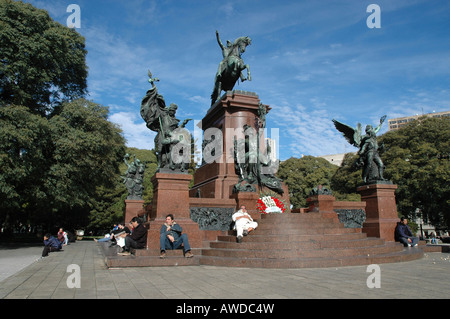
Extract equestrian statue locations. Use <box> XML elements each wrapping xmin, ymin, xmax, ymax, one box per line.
<box><xmin>211</xmin><ymin>30</ymin><xmax>252</xmax><ymax>106</ymax></box>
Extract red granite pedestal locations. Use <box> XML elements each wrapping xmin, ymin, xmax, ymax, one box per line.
<box><xmin>231</xmin><ymin>191</ymin><xmax>260</xmax><ymax>218</ymax></box>
<box><xmin>190</xmin><ymin>90</ymin><xmax>290</xmax><ymax>211</ymax></box>
<box><xmin>306</xmin><ymin>194</ymin><xmax>337</xmax><ymax>219</ymax></box>
<box><xmin>146</xmin><ymin>173</ymin><xmax>202</xmax><ymax>249</ymax></box>
<box><xmin>124</xmin><ymin>199</ymin><xmax>145</xmax><ymax>224</ymax></box>
<box><xmin>190</xmin><ymin>91</ymin><xmax>267</xmax><ymax>200</ymax></box>
<box><xmin>358</xmin><ymin>183</ymin><xmax>398</xmax><ymax>242</ymax></box>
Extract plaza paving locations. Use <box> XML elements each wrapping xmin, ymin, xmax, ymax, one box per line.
<box><xmin>0</xmin><ymin>240</ymin><xmax>449</xmax><ymax>299</ymax></box>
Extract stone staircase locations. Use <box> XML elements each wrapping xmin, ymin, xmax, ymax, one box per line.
<box><xmin>199</xmin><ymin>213</ymin><xmax>424</xmax><ymax>268</ymax></box>
<box><xmin>102</xmin><ymin>244</ymin><xmax>202</xmax><ymax>267</ymax></box>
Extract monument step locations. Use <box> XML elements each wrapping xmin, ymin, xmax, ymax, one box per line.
<box><xmin>217</xmin><ymin>232</ymin><xmax>367</xmax><ymax>243</ymax></box>
<box><xmin>105</xmin><ymin>255</ymin><xmax>200</xmax><ymax>268</ymax></box>
<box><xmin>255</xmin><ymin>221</ymin><xmax>343</xmax><ymax>230</ymax></box>
<box><xmin>199</xmin><ymin>246</ymin><xmax>424</xmax><ymax>269</ymax></box>
<box><xmin>100</xmin><ymin>243</ymin><xmax>200</xmax><ymax>267</ymax></box>
<box><xmin>260</xmin><ymin>213</ymin><xmax>337</xmax><ymax>220</ymax></box>
<box><xmin>134</xmin><ymin>248</ymin><xmax>201</xmax><ymax>257</ymax></box>
<box><xmin>201</xmin><ymin>243</ymin><xmax>403</xmax><ymax>259</ymax></box>
<box><xmin>248</xmin><ymin>226</ymin><xmax>360</xmax><ymax>236</ymax></box>
<box><xmin>209</xmin><ymin>237</ymin><xmax>386</xmax><ymax>250</ymax></box>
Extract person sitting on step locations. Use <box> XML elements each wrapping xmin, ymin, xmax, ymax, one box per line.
<box><xmin>160</xmin><ymin>214</ymin><xmax>194</xmax><ymax>258</ymax></box>
<box><xmin>118</xmin><ymin>217</ymin><xmax>147</xmax><ymax>256</ymax></box>
<box><xmin>232</xmin><ymin>205</ymin><xmax>258</xmax><ymax>243</ymax></box>
<box><xmin>395</xmin><ymin>217</ymin><xmax>419</xmax><ymax>247</ymax></box>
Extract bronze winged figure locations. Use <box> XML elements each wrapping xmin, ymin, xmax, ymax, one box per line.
<box><xmin>332</xmin><ymin>116</ymin><xmax>387</xmax><ymax>184</ymax></box>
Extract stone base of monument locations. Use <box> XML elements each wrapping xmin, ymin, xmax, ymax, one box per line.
<box><xmin>357</xmin><ymin>182</ymin><xmax>399</xmax><ymax>242</ymax></box>
<box><xmin>103</xmin><ymin>91</ymin><xmax>425</xmax><ymax>268</ymax></box>
<box><xmin>145</xmin><ymin>173</ymin><xmax>205</xmax><ymax>249</ymax></box>
<box><xmin>102</xmin><ymin>212</ymin><xmax>423</xmax><ymax>269</ymax></box>
<box><xmin>102</xmin><ymin>180</ymin><xmax>425</xmax><ymax>269</ymax></box>
<box><xmin>199</xmin><ymin>212</ymin><xmax>423</xmax><ymax>268</ymax></box>
<box><xmin>124</xmin><ymin>199</ymin><xmax>145</xmax><ymax>225</ymax></box>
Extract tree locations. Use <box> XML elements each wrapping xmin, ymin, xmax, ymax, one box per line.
<box><xmin>46</xmin><ymin>99</ymin><xmax>126</xmax><ymax>213</ymax></box>
<box><xmin>0</xmin><ymin>104</ymin><xmax>52</xmax><ymax>230</ymax></box>
<box><xmin>0</xmin><ymin>0</ymin><xmax>87</xmax><ymax>115</ymax></box>
<box><xmin>0</xmin><ymin>2</ymin><xmax>127</xmax><ymax>234</ymax></box>
<box><xmin>86</xmin><ymin>147</ymin><xmax>159</xmax><ymax>234</ymax></box>
<box><xmin>330</xmin><ymin>152</ymin><xmax>362</xmax><ymax>201</ymax></box>
<box><xmin>277</xmin><ymin>156</ymin><xmax>338</xmax><ymax>208</ymax></box>
<box><xmin>380</xmin><ymin>117</ymin><xmax>450</xmax><ymax>230</ymax></box>
<box><xmin>0</xmin><ymin>99</ymin><xmax>126</xmax><ymax>233</ymax></box>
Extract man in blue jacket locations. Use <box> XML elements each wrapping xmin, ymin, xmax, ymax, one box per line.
<box><xmin>395</xmin><ymin>217</ymin><xmax>419</xmax><ymax>247</ymax></box>
<box><xmin>160</xmin><ymin>214</ymin><xmax>193</xmax><ymax>258</ymax></box>
<box><xmin>42</xmin><ymin>233</ymin><xmax>62</xmax><ymax>257</ymax></box>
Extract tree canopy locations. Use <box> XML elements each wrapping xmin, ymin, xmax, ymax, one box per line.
<box><xmin>380</xmin><ymin>116</ymin><xmax>450</xmax><ymax>229</ymax></box>
<box><xmin>330</xmin><ymin>152</ymin><xmax>362</xmax><ymax>201</ymax></box>
<box><xmin>0</xmin><ymin>1</ymin><xmax>124</xmax><ymax>235</ymax></box>
<box><xmin>0</xmin><ymin>0</ymin><xmax>88</xmax><ymax>115</ymax></box>
<box><xmin>277</xmin><ymin>156</ymin><xmax>338</xmax><ymax>208</ymax></box>
<box><xmin>0</xmin><ymin>99</ymin><xmax>126</xmax><ymax>233</ymax></box>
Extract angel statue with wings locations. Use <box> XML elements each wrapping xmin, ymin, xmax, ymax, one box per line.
<box><xmin>332</xmin><ymin>115</ymin><xmax>387</xmax><ymax>184</ymax></box>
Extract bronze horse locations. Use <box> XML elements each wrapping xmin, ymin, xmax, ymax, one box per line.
<box><xmin>211</xmin><ymin>33</ymin><xmax>252</xmax><ymax>106</ymax></box>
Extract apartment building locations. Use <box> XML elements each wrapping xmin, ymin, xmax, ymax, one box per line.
<box><xmin>388</xmin><ymin>110</ymin><xmax>450</xmax><ymax>131</ymax></box>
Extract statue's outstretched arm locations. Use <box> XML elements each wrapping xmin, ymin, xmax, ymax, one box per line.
<box><xmin>374</xmin><ymin>115</ymin><xmax>387</xmax><ymax>134</ymax></box>
<box><xmin>216</xmin><ymin>30</ymin><xmax>224</xmax><ymax>50</ymax></box>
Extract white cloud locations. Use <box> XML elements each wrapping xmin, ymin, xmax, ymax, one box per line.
<box><xmin>109</xmin><ymin>111</ymin><xmax>156</xmax><ymax>150</ymax></box>
<box><xmin>81</xmin><ymin>26</ymin><xmax>157</xmax><ymax>100</ymax></box>
<box><xmin>270</xmin><ymin>102</ymin><xmax>352</xmax><ymax>159</ymax></box>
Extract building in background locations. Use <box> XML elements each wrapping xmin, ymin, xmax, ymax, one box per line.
<box><xmin>388</xmin><ymin>111</ymin><xmax>450</xmax><ymax>131</ymax></box>
<box><xmin>319</xmin><ymin>153</ymin><xmax>353</xmax><ymax>167</ymax></box>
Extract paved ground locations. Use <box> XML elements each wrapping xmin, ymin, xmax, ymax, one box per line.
<box><xmin>1</xmin><ymin>241</ymin><xmax>449</xmax><ymax>300</ymax></box>
<box><xmin>0</xmin><ymin>244</ymin><xmax>42</xmax><ymax>283</ymax></box>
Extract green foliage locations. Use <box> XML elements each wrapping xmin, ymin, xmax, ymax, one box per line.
<box><xmin>0</xmin><ymin>99</ymin><xmax>126</xmax><ymax>233</ymax></box>
<box><xmin>380</xmin><ymin>117</ymin><xmax>450</xmax><ymax>229</ymax></box>
<box><xmin>0</xmin><ymin>2</ymin><xmax>132</xmax><ymax>234</ymax></box>
<box><xmin>330</xmin><ymin>152</ymin><xmax>362</xmax><ymax>201</ymax></box>
<box><xmin>86</xmin><ymin>147</ymin><xmax>159</xmax><ymax>233</ymax></box>
<box><xmin>277</xmin><ymin>156</ymin><xmax>338</xmax><ymax>208</ymax></box>
<box><xmin>46</xmin><ymin>99</ymin><xmax>126</xmax><ymax>208</ymax></box>
<box><xmin>0</xmin><ymin>0</ymin><xmax>87</xmax><ymax>114</ymax></box>
<box><xmin>0</xmin><ymin>104</ymin><xmax>51</xmax><ymax>219</ymax></box>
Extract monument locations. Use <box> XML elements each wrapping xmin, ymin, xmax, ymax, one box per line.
<box><xmin>333</xmin><ymin>115</ymin><xmax>398</xmax><ymax>241</ymax></box>
<box><xmin>137</xmin><ymin>31</ymin><xmax>289</xmax><ymax>249</ymax></box>
<box><xmin>190</xmin><ymin>90</ymin><xmax>290</xmax><ymax>217</ymax></box>
<box><xmin>104</xmin><ymin>31</ymin><xmax>426</xmax><ymax>268</ymax></box>
<box><xmin>140</xmin><ymin>70</ymin><xmax>192</xmax><ymax>174</ymax></box>
<box><xmin>122</xmin><ymin>153</ymin><xmax>145</xmax><ymax>224</ymax></box>
<box><xmin>140</xmin><ymin>71</ymin><xmax>202</xmax><ymax>248</ymax></box>
<box><xmin>211</xmin><ymin>30</ymin><xmax>252</xmax><ymax>106</ymax></box>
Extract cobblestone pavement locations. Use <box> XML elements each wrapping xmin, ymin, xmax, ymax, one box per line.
<box><xmin>1</xmin><ymin>241</ymin><xmax>449</xmax><ymax>299</ymax></box>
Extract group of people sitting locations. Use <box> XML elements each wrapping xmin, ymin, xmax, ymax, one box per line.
<box><xmin>96</xmin><ymin>205</ymin><xmax>259</xmax><ymax>258</ymax></box>
<box><xmin>42</xmin><ymin>209</ymin><xmax>422</xmax><ymax>262</ymax></box>
<box><xmin>97</xmin><ymin>215</ymin><xmax>196</xmax><ymax>258</ymax></box>
<box><xmin>95</xmin><ymin>217</ymin><xmax>148</xmax><ymax>256</ymax></box>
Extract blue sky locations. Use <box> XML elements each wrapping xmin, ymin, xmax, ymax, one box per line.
<box><xmin>26</xmin><ymin>0</ymin><xmax>450</xmax><ymax>162</ymax></box>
